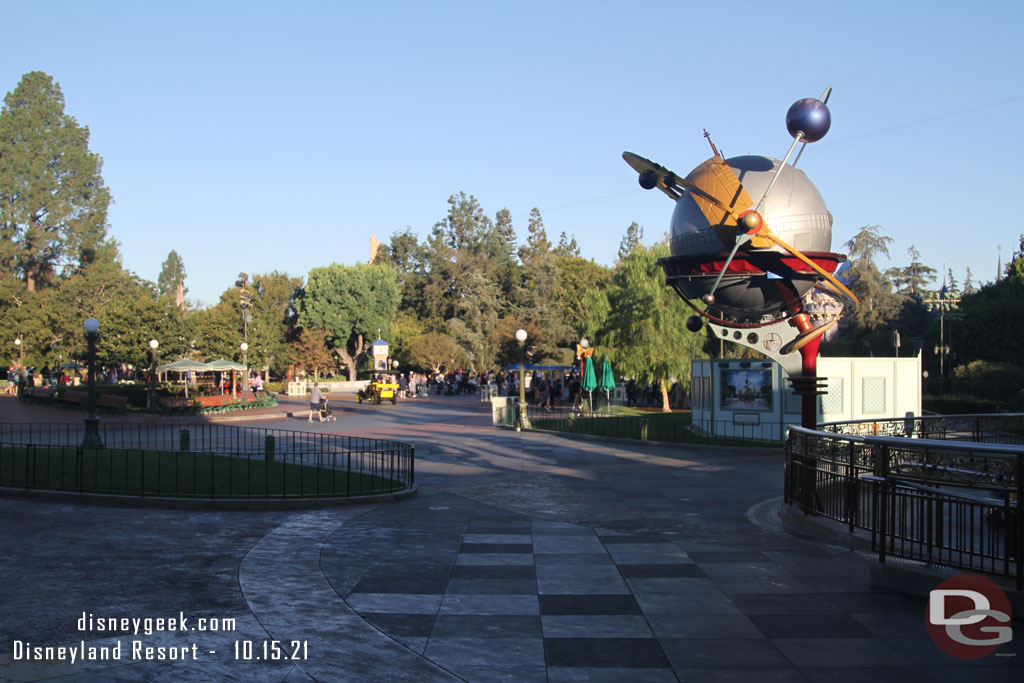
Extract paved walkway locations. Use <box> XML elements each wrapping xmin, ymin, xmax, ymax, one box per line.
<box><xmin>0</xmin><ymin>394</ymin><xmax>1021</xmax><ymax>681</ymax></box>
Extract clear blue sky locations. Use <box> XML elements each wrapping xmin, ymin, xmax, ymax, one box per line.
<box><xmin>3</xmin><ymin>1</ymin><xmax>1022</xmax><ymax>306</ymax></box>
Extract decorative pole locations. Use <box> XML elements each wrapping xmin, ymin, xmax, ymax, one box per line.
<box><xmin>82</xmin><ymin>318</ymin><xmax>103</xmax><ymax>448</ymax></box>
<box><xmin>148</xmin><ymin>339</ymin><xmax>159</xmax><ymax>410</ymax></box>
<box><xmin>516</xmin><ymin>329</ymin><xmax>528</xmax><ymax>431</ymax></box>
<box><xmin>241</xmin><ymin>342</ymin><xmax>249</xmax><ymax>396</ymax></box>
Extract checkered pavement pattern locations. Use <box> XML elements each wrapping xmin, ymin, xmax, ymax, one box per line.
<box><xmin>320</xmin><ymin>493</ymin><xmax>953</xmax><ymax>681</ymax></box>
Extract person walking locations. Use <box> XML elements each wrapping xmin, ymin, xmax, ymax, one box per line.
<box><xmin>308</xmin><ymin>382</ymin><xmax>324</xmax><ymax>423</ymax></box>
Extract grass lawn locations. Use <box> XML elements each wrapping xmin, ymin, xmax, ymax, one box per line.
<box><xmin>531</xmin><ymin>408</ymin><xmax>779</xmax><ymax>447</ymax></box>
<box><xmin>0</xmin><ymin>445</ymin><xmax>403</xmax><ymax>498</ymax></box>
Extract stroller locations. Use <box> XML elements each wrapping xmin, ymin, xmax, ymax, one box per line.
<box><xmin>319</xmin><ymin>397</ymin><xmax>337</xmax><ymax>422</ymax></box>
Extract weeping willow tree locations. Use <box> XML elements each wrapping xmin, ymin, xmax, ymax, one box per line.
<box><xmin>584</xmin><ymin>242</ymin><xmax>705</xmax><ymax>411</ymax></box>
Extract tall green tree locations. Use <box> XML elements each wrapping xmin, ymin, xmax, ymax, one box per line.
<box><xmin>297</xmin><ymin>263</ymin><xmax>400</xmax><ymax>379</ymax></box>
<box><xmin>517</xmin><ymin>208</ymin><xmax>570</xmax><ymax>356</ymax></box>
<box><xmin>887</xmin><ymin>245</ymin><xmax>936</xmax><ymax>298</ymax></box>
<box><xmin>0</xmin><ymin>71</ymin><xmax>112</xmax><ymax>291</ymax></box>
<box><xmin>842</xmin><ymin>225</ymin><xmax>901</xmax><ymax>332</ymax></box>
<box><xmin>157</xmin><ymin>250</ymin><xmax>188</xmax><ymax>302</ymax></box>
<box><xmin>246</xmin><ymin>271</ymin><xmax>302</xmax><ymax>377</ymax></box>
<box><xmin>587</xmin><ymin>243</ymin><xmax>703</xmax><ymax>411</ymax></box>
<box><xmin>955</xmin><ymin>236</ymin><xmax>1024</xmax><ymax>367</ymax></box>
<box><xmin>554</xmin><ymin>256</ymin><xmax>612</xmax><ymax>334</ymax></box>
<box><xmin>616</xmin><ymin>222</ymin><xmax>644</xmax><ymax>263</ymax></box>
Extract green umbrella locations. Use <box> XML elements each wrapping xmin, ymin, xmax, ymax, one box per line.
<box><xmin>581</xmin><ymin>356</ymin><xmax>597</xmax><ymax>412</ymax></box>
<box><xmin>600</xmin><ymin>359</ymin><xmax>615</xmax><ymax>411</ymax></box>
<box><xmin>599</xmin><ymin>360</ymin><xmax>615</xmax><ymax>391</ymax></box>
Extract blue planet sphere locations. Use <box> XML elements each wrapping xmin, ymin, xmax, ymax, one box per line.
<box><xmin>785</xmin><ymin>98</ymin><xmax>831</xmax><ymax>142</ymax></box>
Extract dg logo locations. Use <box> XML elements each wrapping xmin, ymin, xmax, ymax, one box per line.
<box><xmin>927</xmin><ymin>573</ymin><xmax>1013</xmax><ymax>659</ymax></box>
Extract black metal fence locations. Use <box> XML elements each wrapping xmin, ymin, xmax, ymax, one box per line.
<box><xmin>786</xmin><ymin>419</ymin><xmax>1023</xmax><ymax>589</ymax></box>
<box><xmin>513</xmin><ymin>406</ymin><xmax>783</xmax><ymax>446</ymax></box>
<box><xmin>0</xmin><ymin>423</ymin><xmax>415</xmax><ymax>500</ymax></box>
<box><xmin>820</xmin><ymin>413</ymin><xmax>1024</xmax><ymax>444</ymax></box>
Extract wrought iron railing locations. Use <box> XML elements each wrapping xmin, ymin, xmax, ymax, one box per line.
<box><xmin>0</xmin><ymin>423</ymin><xmax>414</xmax><ymax>500</ymax></box>
<box><xmin>520</xmin><ymin>406</ymin><xmax>784</xmax><ymax>445</ymax></box>
<box><xmin>786</xmin><ymin>421</ymin><xmax>1023</xmax><ymax>589</ymax></box>
<box><xmin>819</xmin><ymin>413</ymin><xmax>1024</xmax><ymax>444</ymax></box>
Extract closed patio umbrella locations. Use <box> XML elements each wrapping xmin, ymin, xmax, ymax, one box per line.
<box><xmin>581</xmin><ymin>356</ymin><xmax>597</xmax><ymax>412</ymax></box>
<box><xmin>600</xmin><ymin>359</ymin><xmax>615</xmax><ymax>411</ymax></box>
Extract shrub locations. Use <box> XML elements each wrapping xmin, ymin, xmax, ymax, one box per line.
<box><xmin>924</xmin><ymin>395</ymin><xmax>1005</xmax><ymax>415</ymax></box>
<box><xmin>952</xmin><ymin>360</ymin><xmax>1024</xmax><ymax>402</ymax></box>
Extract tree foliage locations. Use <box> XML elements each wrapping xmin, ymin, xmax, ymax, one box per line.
<box><xmin>407</xmin><ymin>332</ymin><xmax>466</xmax><ymax>374</ymax></box>
<box><xmin>586</xmin><ymin>243</ymin><xmax>702</xmax><ymax>411</ymax></box>
<box><xmin>842</xmin><ymin>225</ymin><xmax>902</xmax><ymax>332</ymax></box>
<box><xmin>0</xmin><ymin>71</ymin><xmax>112</xmax><ymax>291</ymax></box>
<box><xmin>157</xmin><ymin>250</ymin><xmax>188</xmax><ymax>302</ymax></box>
<box><xmin>297</xmin><ymin>263</ymin><xmax>399</xmax><ymax>380</ymax></box>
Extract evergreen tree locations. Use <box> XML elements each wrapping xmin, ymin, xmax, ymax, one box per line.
<box><xmin>0</xmin><ymin>72</ymin><xmax>112</xmax><ymax>291</ymax></box>
<box><xmin>554</xmin><ymin>232</ymin><xmax>580</xmax><ymax>258</ymax></box>
<box><xmin>157</xmin><ymin>250</ymin><xmax>188</xmax><ymax>302</ymax></box>
<box><xmin>842</xmin><ymin>225</ymin><xmax>901</xmax><ymax>331</ymax></box>
<box><xmin>617</xmin><ymin>222</ymin><xmax>644</xmax><ymax>263</ymax></box>
<box><xmin>887</xmin><ymin>245</ymin><xmax>936</xmax><ymax>298</ymax></box>
<box><xmin>963</xmin><ymin>267</ymin><xmax>976</xmax><ymax>295</ymax></box>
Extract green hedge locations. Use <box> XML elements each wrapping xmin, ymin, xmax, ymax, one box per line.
<box><xmin>923</xmin><ymin>395</ymin><xmax>1006</xmax><ymax>415</ymax></box>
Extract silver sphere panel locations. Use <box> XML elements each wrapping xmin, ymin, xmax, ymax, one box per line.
<box><xmin>669</xmin><ymin>155</ymin><xmax>832</xmax><ymax>260</ymax></box>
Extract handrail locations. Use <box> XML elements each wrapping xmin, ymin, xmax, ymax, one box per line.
<box><xmin>786</xmin><ymin>418</ymin><xmax>1023</xmax><ymax>589</ymax></box>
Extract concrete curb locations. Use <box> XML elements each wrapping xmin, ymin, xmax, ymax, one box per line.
<box><xmin>0</xmin><ymin>484</ymin><xmax>418</xmax><ymax>510</ymax></box>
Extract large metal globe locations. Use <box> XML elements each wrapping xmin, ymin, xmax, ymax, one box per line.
<box><xmin>664</xmin><ymin>155</ymin><xmax>835</xmax><ymax>319</ymax></box>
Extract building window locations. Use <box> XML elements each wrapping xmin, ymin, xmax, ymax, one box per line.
<box><xmin>862</xmin><ymin>377</ymin><xmax>886</xmax><ymax>414</ymax></box>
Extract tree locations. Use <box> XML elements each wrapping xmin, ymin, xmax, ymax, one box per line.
<box><xmin>955</xmin><ymin>240</ymin><xmax>1024</xmax><ymax>368</ymax></box>
<box><xmin>842</xmin><ymin>225</ymin><xmax>902</xmax><ymax>332</ymax></box>
<box><xmin>554</xmin><ymin>232</ymin><xmax>580</xmax><ymax>258</ymax></box>
<box><xmin>517</xmin><ymin>208</ymin><xmax>570</xmax><ymax>356</ymax></box>
<box><xmin>887</xmin><ymin>245</ymin><xmax>936</xmax><ymax>298</ymax></box>
<box><xmin>157</xmin><ymin>250</ymin><xmax>188</xmax><ymax>303</ymax></box>
<box><xmin>407</xmin><ymin>332</ymin><xmax>466</xmax><ymax>374</ymax></box>
<box><xmin>588</xmin><ymin>243</ymin><xmax>703</xmax><ymax>411</ymax></box>
<box><xmin>554</xmin><ymin>256</ymin><xmax>612</xmax><ymax>333</ymax></box>
<box><xmin>0</xmin><ymin>72</ymin><xmax>112</xmax><ymax>291</ymax></box>
<box><xmin>297</xmin><ymin>263</ymin><xmax>400</xmax><ymax>380</ymax></box>
<box><xmin>617</xmin><ymin>222</ymin><xmax>644</xmax><ymax>263</ymax></box>
<box><xmin>246</xmin><ymin>271</ymin><xmax>302</xmax><ymax>377</ymax></box>
<box><xmin>293</xmin><ymin>328</ymin><xmax>334</xmax><ymax>379</ymax></box>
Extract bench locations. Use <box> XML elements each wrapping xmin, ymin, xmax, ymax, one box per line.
<box><xmin>195</xmin><ymin>394</ymin><xmax>237</xmax><ymax>414</ymax></box>
<box><xmin>57</xmin><ymin>390</ymin><xmax>88</xmax><ymax>407</ymax></box>
<box><xmin>96</xmin><ymin>394</ymin><xmax>129</xmax><ymax>413</ymax></box>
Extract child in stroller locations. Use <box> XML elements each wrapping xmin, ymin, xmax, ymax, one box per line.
<box><xmin>319</xmin><ymin>397</ymin><xmax>337</xmax><ymax>422</ymax></box>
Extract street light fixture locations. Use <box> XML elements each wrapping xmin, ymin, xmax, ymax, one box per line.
<box><xmin>82</xmin><ymin>318</ymin><xmax>103</xmax><ymax>448</ymax></box>
<box><xmin>148</xmin><ymin>339</ymin><xmax>159</xmax><ymax>410</ymax></box>
<box><xmin>515</xmin><ymin>329</ymin><xmax>528</xmax><ymax>431</ymax></box>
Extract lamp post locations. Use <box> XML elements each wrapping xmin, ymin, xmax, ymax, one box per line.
<box><xmin>515</xmin><ymin>329</ymin><xmax>528</xmax><ymax>431</ymax></box>
<box><xmin>82</xmin><ymin>318</ymin><xmax>103</xmax><ymax>448</ymax></box>
<box><xmin>148</xmin><ymin>339</ymin><xmax>159</xmax><ymax>410</ymax></box>
<box><xmin>240</xmin><ymin>342</ymin><xmax>249</xmax><ymax>397</ymax></box>
<box><xmin>13</xmin><ymin>337</ymin><xmax>22</xmax><ymax>396</ymax></box>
